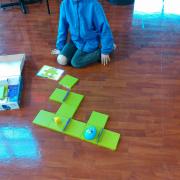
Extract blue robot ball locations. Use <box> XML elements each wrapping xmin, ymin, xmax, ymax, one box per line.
<box><xmin>84</xmin><ymin>126</ymin><xmax>97</xmax><ymax>140</ymax></box>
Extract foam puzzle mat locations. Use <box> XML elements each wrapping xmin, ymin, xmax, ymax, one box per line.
<box><xmin>33</xmin><ymin>75</ymin><xmax>120</xmax><ymax>150</ymax></box>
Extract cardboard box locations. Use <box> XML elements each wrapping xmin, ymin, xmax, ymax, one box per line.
<box><xmin>0</xmin><ymin>54</ymin><xmax>25</xmax><ymax>111</ymax></box>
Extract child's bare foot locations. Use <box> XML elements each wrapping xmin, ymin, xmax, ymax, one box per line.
<box><xmin>51</xmin><ymin>49</ymin><xmax>61</xmax><ymax>55</ymax></box>
<box><xmin>57</xmin><ymin>54</ymin><xmax>68</xmax><ymax>65</ymax></box>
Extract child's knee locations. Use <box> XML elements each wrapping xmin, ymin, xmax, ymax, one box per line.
<box><xmin>71</xmin><ymin>58</ymin><xmax>82</xmax><ymax>68</ymax></box>
<box><xmin>57</xmin><ymin>54</ymin><xmax>68</xmax><ymax>65</ymax></box>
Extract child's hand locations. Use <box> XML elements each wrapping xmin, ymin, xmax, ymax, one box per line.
<box><xmin>101</xmin><ymin>54</ymin><xmax>110</xmax><ymax>66</ymax></box>
<box><xmin>51</xmin><ymin>49</ymin><xmax>61</xmax><ymax>55</ymax></box>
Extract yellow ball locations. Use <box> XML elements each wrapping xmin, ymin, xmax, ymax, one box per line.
<box><xmin>54</xmin><ymin>117</ymin><xmax>61</xmax><ymax>124</ymax></box>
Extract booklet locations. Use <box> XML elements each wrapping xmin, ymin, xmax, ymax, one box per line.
<box><xmin>37</xmin><ymin>65</ymin><xmax>64</xmax><ymax>81</ymax></box>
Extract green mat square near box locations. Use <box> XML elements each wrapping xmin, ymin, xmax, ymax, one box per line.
<box><xmin>33</xmin><ymin>110</ymin><xmax>55</xmax><ymax>128</ymax></box>
<box><xmin>59</xmin><ymin>75</ymin><xmax>79</xmax><ymax>89</ymax></box>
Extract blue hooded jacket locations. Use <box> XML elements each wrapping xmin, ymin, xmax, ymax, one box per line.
<box><xmin>56</xmin><ymin>0</ymin><xmax>114</xmax><ymax>54</ymax></box>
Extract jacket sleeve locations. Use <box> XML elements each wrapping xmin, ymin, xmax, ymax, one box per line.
<box><xmin>56</xmin><ymin>2</ymin><xmax>69</xmax><ymax>51</ymax></box>
<box><xmin>93</xmin><ymin>2</ymin><xmax>114</xmax><ymax>55</ymax></box>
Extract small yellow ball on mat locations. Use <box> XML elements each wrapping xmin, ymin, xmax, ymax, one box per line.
<box><xmin>54</xmin><ymin>117</ymin><xmax>61</xmax><ymax>124</ymax></box>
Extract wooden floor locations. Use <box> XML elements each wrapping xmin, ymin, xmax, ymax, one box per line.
<box><xmin>0</xmin><ymin>0</ymin><xmax>180</xmax><ymax>179</ymax></box>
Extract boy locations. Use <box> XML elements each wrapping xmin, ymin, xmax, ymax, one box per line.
<box><xmin>52</xmin><ymin>0</ymin><xmax>115</xmax><ymax>68</ymax></box>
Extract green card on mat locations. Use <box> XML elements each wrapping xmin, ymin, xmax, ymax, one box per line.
<box><xmin>87</xmin><ymin>111</ymin><xmax>109</xmax><ymax>128</ymax></box>
<box><xmin>59</xmin><ymin>75</ymin><xmax>79</xmax><ymax>89</ymax></box>
<box><xmin>0</xmin><ymin>86</ymin><xmax>5</xmax><ymax>100</ymax></box>
<box><xmin>98</xmin><ymin>129</ymin><xmax>120</xmax><ymax>151</ymax></box>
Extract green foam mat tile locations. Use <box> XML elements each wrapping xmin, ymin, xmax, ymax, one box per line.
<box><xmin>97</xmin><ymin>129</ymin><xmax>120</xmax><ymax>151</ymax></box>
<box><xmin>59</xmin><ymin>75</ymin><xmax>79</xmax><ymax>89</ymax></box>
<box><xmin>56</xmin><ymin>103</ymin><xmax>78</xmax><ymax>118</ymax></box>
<box><xmin>33</xmin><ymin>110</ymin><xmax>55</xmax><ymax>128</ymax></box>
<box><xmin>64</xmin><ymin>119</ymin><xmax>86</xmax><ymax>138</ymax></box>
<box><xmin>33</xmin><ymin>110</ymin><xmax>120</xmax><ymax>150</ymax></box>
<box><xmin>48</xmin><ymin>116</ymin><xmax>70</xmax><ymax>132</ymax></box>
<box><xmin>64</xmin><ymin>92</ymin><xmax>84</xmax><ymax>107</ymax></box>
<box><xmin>50</xmin><ymin>88</ymin><xmax>84</xmax><ymax>108</ymax></box>
<box><xmin>49</xmin><ymin>88</ymin><xmax>67</xmax><ymax>103</ymax></box>
<box><xmin>87</xmin><ymin>111</ymin><xmax>109</xmax><ymax>128</ymax></box>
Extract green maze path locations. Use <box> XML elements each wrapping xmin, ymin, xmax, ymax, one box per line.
<box><xmin>33</xmin><ymin>75</ymin><xmax>120</xmax><ymax>150</ymax></box>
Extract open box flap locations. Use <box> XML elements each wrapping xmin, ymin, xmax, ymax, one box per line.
<box><xmin>0</xmin><ymin>54</ymin><xmax>25</xmax><ymax>78</ymax></box>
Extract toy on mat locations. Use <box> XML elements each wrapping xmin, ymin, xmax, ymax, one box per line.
<box><xmin>54</xmin><ymin>117</ymin><xmax>61</xmax><ymax>124</ymax></box>
<box><xmin>84</xmin><ymin>126</ymin><xmax>97</xmax><ymax>140</ymax></box>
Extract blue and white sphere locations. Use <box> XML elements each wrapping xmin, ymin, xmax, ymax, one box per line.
<box><xmin>84</xmin><ymin>126</ymin><xmax>97</xmax><ymax>140</ymax></box>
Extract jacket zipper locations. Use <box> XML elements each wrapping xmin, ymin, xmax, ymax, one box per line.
<box><xmin>77</xmin><ymin>2</ymin><xmax>85</xmax><ymax>51</ymax></box>
<box><xmin>77</xmin><ymin>2</ymin><xmax>80</xmax><ymax>39</ymax></box>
